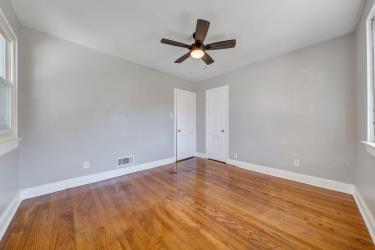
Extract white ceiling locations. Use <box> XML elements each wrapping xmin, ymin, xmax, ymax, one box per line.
<box><xmin>12</xmin><ymin>0</ymin><xmax>364</xmax><ymax>82</ymax></box>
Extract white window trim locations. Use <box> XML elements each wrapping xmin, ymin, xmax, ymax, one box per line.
<box><xmin>0</xmin><ymin>137</ymin><xmax>21</xmax><ymax>156</ymax></box>
<box><xmin>0</xmin><ymin>7</ymin><xmax>19</xmax><ymax>157</ymax></box>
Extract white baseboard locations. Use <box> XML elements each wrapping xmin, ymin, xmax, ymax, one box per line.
<box><xmin>353</xmin><ymin>187</ymin><xmax>375</xmax><ymax>243</ymax></box>
<box><xmin>195</xmin><ymin>152</ymin><xmax>207</xmax><ymax>158</ymax></box>
<box><xmin>230</xmin><ymin>158</ymin><xmax>375</xmax><ymax>243</ymax></box>
<box><xmin>227</xmin><ymin>159</ymin><xmax>354</xmax><ymax>194</ymax></box>
<box><xmin>3</xmin><ymin>157</ymin><xmax>374</xmax><ymax>245</ymax></box>
<box><xmin>21</xmin><ymin>157</ymin><xmax>175</xmax><ymax>200</ymax></box>
<box><xmin>0</xmin><ymin>192</ymin><xmax>21</xmax><ymax>241</ymax></box>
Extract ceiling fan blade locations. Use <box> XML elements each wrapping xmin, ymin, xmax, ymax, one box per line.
<box><xmin>202</xmin><ymin>52</ymin><xmax>214</xmax><ymax>65</ymax></box>
<box><xmin>175</xmin><ymin>52</ymin><xmax>191</xmax><ymax>63</ymax></box>
<box><xmin>195</xmin><ymin>19</ymin><xmax>210</xmax><ymax>42</ymax></box>
<box><xmin>161</xmin><ymin>38</ymin><xmax>190</xmax><ymax>49</ymax></box>
<box><xmin>205</xmin><ymin>39</ymin><xmax>236</xmax><ymax>50</ymax></box>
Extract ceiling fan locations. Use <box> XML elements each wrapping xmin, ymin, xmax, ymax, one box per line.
<box><xmin>161</xmin><ymin>19</ymin><xmax>236</xmax><ymax>65</ymax></box>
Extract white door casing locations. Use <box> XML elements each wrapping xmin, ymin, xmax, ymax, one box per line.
<box><xmin>175</xmin><ymin>89</ymin><xmax>196</xmax><ymax>161</ymax></box>
<box><xmin>206</xmin><ymin>86</ymin><xmax>228</xmax><ymax>162</ymax></box>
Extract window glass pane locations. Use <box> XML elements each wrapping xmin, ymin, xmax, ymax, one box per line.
<box><xmin>371</xmin><ymin>20</ymin><xmax>375</xmax><ymax>142</ymax></box>
<box><xmin>0</xmin><ymin>33</ymin><xmax>5</xmax><ymax>79</ymax></box>
<box><xmin>0</xmin><ymin>82</ymin><xmax>10</xmax><ymax>131</ymax></box>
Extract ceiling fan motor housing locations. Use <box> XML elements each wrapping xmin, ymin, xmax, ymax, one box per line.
<box><xmin>191</xmin><ymin>42</ymin><xmax>204</xmax><ymax>51</ymax></box>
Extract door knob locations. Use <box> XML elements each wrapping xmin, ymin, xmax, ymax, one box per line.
<box><xmin>178</xmin><ymin>129</ymin><xmax>181</xmax><ymax>132</ymax></box>
<box><xmin>221</xmin><ymin>129</ymin><xmax>225</xmax><ymax>133</ymax></box>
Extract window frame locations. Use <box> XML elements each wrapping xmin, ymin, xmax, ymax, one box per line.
<box><xmin>0</xmin><ymin>7</ymin><xmax>18</xmax><ymax>155</ymax></box>
<box><xmin>368</xmin><ymin>18</ymin><xmax>375</xmax><ymax>143</ymax></box>
<box><xmin>364</xmin><ymin>7</ymin><xmax>375</xmax><ymax>157</ymax></box>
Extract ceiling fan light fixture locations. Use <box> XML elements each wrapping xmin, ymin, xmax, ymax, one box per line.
<box><xmin>190</xmin><ymin>48</ymin><xmax>205</xmax><ymax>59</ymax></box>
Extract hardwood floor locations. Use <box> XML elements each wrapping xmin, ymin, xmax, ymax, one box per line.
<box><xmin>0</xmin><ymin>158</ymin><xmax>373</xmax><ymax>249</ymax></box>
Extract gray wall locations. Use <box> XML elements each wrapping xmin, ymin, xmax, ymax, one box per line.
<box><xmin>0</xmin><ymin>0</ymin><xmax>20</xmax><ymax>219</ymax></box>
<box><xmin>19</xmin><ymin>28</ymin><xmax>194</xmax><ymax>188</ymax></box>
<box><xmin>0</xmin><ymin>0</ymin><xmax>19</xmax><ymax>32</ymax></box>
<box><xmin>197</xmin><ymin>34</ymin><xmax>356</xmax><ymax>183</ymax></box>
<box><xmin>0</xmin><ymin>149</ymin><xmax>19</xmax><ymax>214</ymax></box>
<box><xmin>354</xmin><ymin>0</ymin><xmax>375</xmax><ymax>219</ymax></box>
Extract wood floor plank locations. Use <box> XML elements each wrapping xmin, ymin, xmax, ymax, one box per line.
<box><xmin>1</xmin><ymin>158</ymin><xmax>373</xmax><ymax>249</ymax></box>
<box><xmin>177</xmin><ymin>162</ymin><xmax>370</xmax><ymax>243</ymax></box>
<box><xmin>48</xmin><ymin>189</ymin><xmax>77</xmax><ymax>249</ymax></box>
<box><xmin>72</xmin><ymin>187</ymin><xmax>96</xmax><ymax>250</ymax></box>
<box><xmin>0</xmin><ymin>199</ymin><xmax>43</xmax><ymax>249</ymax></box>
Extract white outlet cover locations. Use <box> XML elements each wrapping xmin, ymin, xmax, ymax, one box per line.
<box><xmin>293</xmin><ymin>159</ymin><xmax>300</xmax><ymax>167</ymax></box>
<box><xmin>83</xmin><ymin>161</ymin><xmax>90</xmax><ymax>169</ymax></box>
<box><xmin>234</xmin><ymin>153</ymin><xmax>238</xmax><ymax>159</ymax></box>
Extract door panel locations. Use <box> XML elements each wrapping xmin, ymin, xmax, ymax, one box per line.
<box><xmin>176</xmin><ymin>89</ymin><xmax>196</xmax><ymax>161</ymax></box>
<box><xmin>206</xmin><ymin>87</ymin><xmax>227</xmax><ymax>162</ymax></box>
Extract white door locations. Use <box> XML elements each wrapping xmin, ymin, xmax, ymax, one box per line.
<box><xmin>206</xmin><ymin>86</ymin><xmax>228</xmax><ymax>162</ymax></box>
<box><xmin>175</xmin><ymin>89</ymin><xmax>196</xmax><ymax>161</ymax></box>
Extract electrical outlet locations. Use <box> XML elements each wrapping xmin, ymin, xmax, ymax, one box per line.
<box><xmin>83</xmin><ymin>161</ymin><xmax>90</xmax><ymax>169</ymax></box>
<box><xmin>169</xmin><ymin>113</ymin><xmax>174</xmax><ymax>118</ymax></box>
<box><xmin>233</xmin><ymin>153</ymin><xmax>238</xmax><ymax>159</ymax></box>
<box><xmin>293</xmin><ymin>159</ymin><xmax>300</xmax><ymax>167</ymax></box>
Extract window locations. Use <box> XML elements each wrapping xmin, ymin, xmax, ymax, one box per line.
<box><xmin>0</xmin><ymin>9</ymin><xmax>17</xmax><ymax>145</ymax></box>
<box><xmin>369</xmin><ymin>18</ymin><xmax>375</xmax><ymax>144</ymax></box>
<box><xmin>364</xmin><ymin>10</ymin><xmax>375</xmax><ymax>157</ymax></box>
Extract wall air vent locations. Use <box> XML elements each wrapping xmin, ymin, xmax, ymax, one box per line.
<box><xmin>117</xmin><ymin>156</ymin><xmax>134</xmax><ymax>167</ymax></box>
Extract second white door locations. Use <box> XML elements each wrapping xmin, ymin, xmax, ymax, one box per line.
<box><xmin>176</xmin><ymin>89</ymin><xmax>196</xmax><ymax>161</ymax></box>
<box><xmin>206</xmin><ymin>86</ymin><xmax>228</xmax><ymax>162</ymax></box>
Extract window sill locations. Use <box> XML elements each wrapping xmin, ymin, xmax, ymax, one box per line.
<box><xmin>0</xmin><ymin>138</ymin><xmax>21</xmax><ymax>157</ymax></box>
<box><xmin>361</xmin><ymin>141</ymin><xmax>375</xmax><ymax>158</ymax></box>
